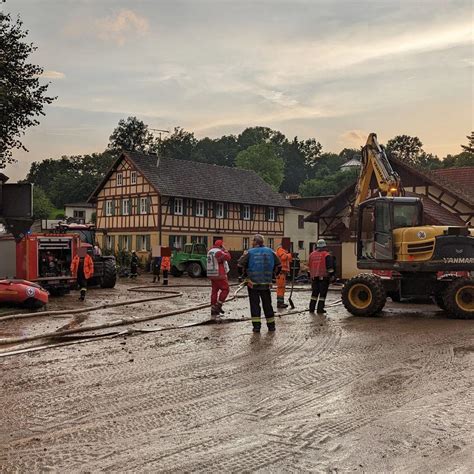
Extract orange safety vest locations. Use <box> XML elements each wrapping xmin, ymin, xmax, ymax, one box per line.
<box><xmin>309</xmin><ymin>250</ymin><xmax>330</xmax><ymax>278</ymax></box>
<box><xmin>276</xmin><ymin>246</ymin><xmax>292</xmax><ymax>272</ymax></box>
<box><xmin>70</xmin><ymin>254</ymin><xmax>95</xmax><ymax>280</ymax></box>
<box><xmin>161</xmin><ymin>256</ymin><xmax>171</xmax><ymax>271</ymax></box>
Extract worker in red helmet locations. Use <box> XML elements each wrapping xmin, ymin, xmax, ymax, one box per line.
<box><xmin>71</xmin><ymin>248</ymin><xmax>94</xmax><ymax>301</ymax></box>
<box><xmin>308</xmin><ymin>239</ymin><xmax>336</xmax><ymax>314</ymax></box>
<box><xmin>206</xmin><ymin>239</ymin><xmax>231</xmax><ymax>321</ymax></box>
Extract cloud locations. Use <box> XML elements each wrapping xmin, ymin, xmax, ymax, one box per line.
<box><xmin>41</xmin><ymin>70</ymin><xmax>65</xmax><ymax>79</ymax></box>
<box><xmin>340</xmin><ymin>130</ymin><xmax>370</xmax><ymax>148</ymax></box>
<box><xmin>96</xmin><ymin>9</ymin><xmax>149</xmax><ymax>45</ymax></box>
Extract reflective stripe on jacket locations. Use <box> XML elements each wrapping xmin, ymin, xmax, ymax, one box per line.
<box><xmin>276</xmin><ymin>246</ymin><xmax>292</xmax><ymax>272</ymax></box>
<box><xmin>247</xmin><ymin>246</ymin><xmax>275</xmax><ymax>285</ymax></box>
<box><xmin>309</xmin><ymin>250</ymin><xmax>330</xmax><ymax>278</ymax></box>
<box><xmin>207</xmin><ymin>247</ymin><xmax>230</xmax><ymax>280</ymax></box>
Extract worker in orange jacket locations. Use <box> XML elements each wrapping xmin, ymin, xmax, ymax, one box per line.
<box><xmin>276</xmin><ymin>243</ymin><xmax>293</xmax><ymax>308</ymax></box>
<box><xmin>161</xmin><ymin>255</ymin><xmax>171</xmax><ymax>285</ymax></box>
<box><xmin>71</xmin><ymin>249</ymin><xmax>94</xmax><ymax>301</ymax></box>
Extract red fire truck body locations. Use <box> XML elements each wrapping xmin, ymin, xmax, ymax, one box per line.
<box><xmin>16</xmin><ymin>233</ymin><xmax>81</xmax><ymax>294</ymax></box>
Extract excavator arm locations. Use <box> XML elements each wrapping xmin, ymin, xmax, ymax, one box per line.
<box><xmin>354</xmin><ymin>133</ymin><xmax>402</xmax><ymax>207</ymax></box>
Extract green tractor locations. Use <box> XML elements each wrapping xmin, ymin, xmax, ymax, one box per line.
<box><xmin>171</xmin><ymin>242</ymin><xmax>208</xmax><ymax>278</ymax></box>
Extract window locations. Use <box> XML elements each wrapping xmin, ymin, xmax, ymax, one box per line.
<box><xmin>191</xmin><ymin>235</ymin><xmax>208</xmax><ymax>246</ymax></box>
<box><xmin>268</xmin><ymin>237</ymin><xmax>274</xmax><ymax>249</ymax></box>
<box><xmin>243</xmin><ymin>237</ymin><xmax>250</xmax><ymax>250</ymax></box>
<box><xmin>136</xmin><ymin>235</ymin><xmax>151</xmax><ymax>252</ymax></box>
<box><xmin>298</xmin><ymin>240</ymin><xmax>304</xmax><ymax>250</ymax></box>
<box><xmin>196</xmin><ymin>200</ymin><xmax>204</xmax><ymax>217</ymax></box>
<box><xmin>139</xmin><ymin>197</ymin><xmax>149</xmax><ymax>215</ymax></box>
<box><xmin>122</xmin><ymin>199</ymin><xmax>130</xmax><ymax>215</ymax></box>
<box><xmin>298</xmin><ymin>215</ymin><xmax>305</xmax><ymax>229</ymax></box>
<box><xmin>105</xmin><ymin>235</ymin><xmax>115</xmax><ymax>251</ymax></box>
<box><xmin>119</xmin><ymin>235</ymin><xmax>132</xmax><ymax>251</ymax></box>
<box><xmin>174</xmin><ymin>197</ymin><xmax>183</xmax><ymax>215</ymax></box>
<box><xmin>268</xmin><ymin>207</ymin><xmax>275</xmax><ymax>222</ymax></box>
<box><xmin>116</xmin><ymin>173</ymin><xmax>123</xmax><ymax>186</ymax></box>
<box><xmin>215</xmin><ymin>202</ymin><xmax>224</xmax><ymax>219</ymax></box>
<box><xmin>131</xmin><ymin>171</ymin><xmax>137</xmax><ymax>185</ymax></box>
<box><xmin>73</xmin><ymin>210</ymin><xmax>85</xmax><ymax>219</ymax></box>
<box><xmin>105</xmin><ymin>200</ymin><xmax>113</xmax><ymax>216</ymax></box>
<box><xmin>170</xmin><ymin>235</ymin><xmax>185</xmax><ymax>250</ymax></box>
<box><xmin>242</xmin><ymin>205</ymin><xmax>251</xmax><ymax>220</ymax></box>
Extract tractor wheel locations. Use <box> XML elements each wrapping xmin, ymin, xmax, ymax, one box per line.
<box><xmin>443</xmin><ymin>278</ymin><xmax>474</xmax><ymax>319</ymax></box>
<box><xmin>187</xmin><ymin>262</ymin><xmax>203</xmax><ymax>278</ymax></box>
<box><xmin>100</xmin><ymin>259</ymin><xmax>117</xmax><ymax>288</ymax></box>
<box><xmin>342</xmin><ymin>273</ymin><xmax>386</xmax><ymax>317</ymax></box>
<box><xmin>434</xmin><ymin>294</ymin><xmax>446</xmax><ymax>310</ymax></box>
<box><xmin>171</xmin><ymin>266</ymin><xmax>183</xmax><ymax>277</ymax></box>
<box><xmin>434</xmin><ymin>274</ymin><xmax>458</xmax><ymax>310</ymax></box>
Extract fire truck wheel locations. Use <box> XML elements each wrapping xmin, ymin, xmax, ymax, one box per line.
<box><xmin>342</xmin><ymin>273</ymin><xmax>386</xmax><ymax>317</ymax></box>
<box><xmin>100</xmin><ymin>259</ymin><xmax>117</xmax><ymax>288</ymax></box>
<box><xmin>444</xmin><ymin>278</ymin><xmax>474</xmax><ymax>319</ymax></box>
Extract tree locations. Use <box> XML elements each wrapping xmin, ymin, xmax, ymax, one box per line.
<box><xmin>26</xmin><ymin>151</ymin><xmax>115</xmax><ymax>208</ymax></box>
<box><xmin>0</xmin><ymin>11</ymin><xmax>55</xmax><ymax>167</ymax></box>
<box><xmin>108</xmin><ymin>116</ymin><xmax>155</xmax><ymax>154</ymax></box>
<box><xmin>385</xmin><ymin>135</ymin><xmax>424</xmax><ymax>164</ymax></box>
<box><xmin>460</xmin><ymin>131</ymin><xmax>474</xmax><ymax>154</ymax></box>
<box><xmin>32</xmin><ymin>186</ymin><xmax>53</xmax><ymax>219</ymax></box>
<box><xmin>299</xmin><ymin>168</ymin><xmax>359</xmax><ymax>197</ymax></box>
<box><xmin>235</xmin><ymin>143</ymin><xmax>284</xmax><ymax>191</ymax></box>
<box><xmin>158</xmin><ymin>127</ymin><xmax>198</xmax><ymax>161</ymax></box>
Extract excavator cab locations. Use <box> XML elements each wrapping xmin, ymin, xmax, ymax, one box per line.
<box><xmin>357</xmin><ymin>197</ymin><xmax>423</xmax><ymax>262</ymax></box>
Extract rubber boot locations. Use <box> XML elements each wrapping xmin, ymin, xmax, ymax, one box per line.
<box><xmin>309</xmin><ymin>298</ymin><xmax>317</xmax><ymax>313</ymax></box>
<box><xmin>211</xmin><ymin>305</ymin><xmax>221</xmax><ymax>322</ymax></box>
<box><xmin>277</xmin><ymin>302</ymin><xmax>288</xmax><ymax>309</ymax></box>
<box><xmin>217</xmin><ymin>301</ymin><xmax>225</xmax><ymax>315</ymax></box>
<box><xmin>316</xmin><ymin>301</ymin><xmax>327</xmax><ymax>314</ymax></box>
<box><xmin>267</xmin><ymin>323</ymin><xmax>276</xmax><ymax>332</ymax></box>
<box><xmin>79</xmin><ymin>289</ymin><xmax>86</xmax><ymax>301</ymax></box>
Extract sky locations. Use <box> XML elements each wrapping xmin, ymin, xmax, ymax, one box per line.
<box><xmin>3</xmin><ymin>0</ymin><xmax>473</xmax><ymax>181</ymax></box>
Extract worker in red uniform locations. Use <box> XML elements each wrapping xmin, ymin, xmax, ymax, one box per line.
<box><xmin>308</xmin><ymin>239</ymin><xmax>336</xmax><ymax>314</ymax></box>
<box><xmin>71</xmin><ymin>248</ymin><xmax>94</xmax><ymax>301</ymax></box>
<box><xmin>206</xmin><ymin>239</ymin><xmax>231</xmax><ymax>320</ymax></box>
<box><xmin>161</xmin><ymin>254</ymin><xmax>171</xmax><ymax>285</ymax></box>
<box><xmin>276</xmin><ymin>243</ymin><xmax>293</xmax><ymax>308</ymax></box>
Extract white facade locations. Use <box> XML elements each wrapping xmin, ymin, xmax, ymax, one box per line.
<box><xmin>64</xmin><ymin>203</ymin><xmax>95</xmax><ymax>223</ymax></box>
<box><xmin>283</xmin><ymin>207</ymin><xmax>318</xmax><ymax>262</ymax></box>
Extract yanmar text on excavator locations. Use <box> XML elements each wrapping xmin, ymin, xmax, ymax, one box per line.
<box><xmin>341</xmin><ymin>133</ymin><xmax>473</xmax><ymax>319</ymax></box>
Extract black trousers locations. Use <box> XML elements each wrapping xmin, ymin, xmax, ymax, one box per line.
<box><xmin>248</xmin><ymin>287</ymin><xmax>275</xmax><ymax>328</ymax></box>
<box><xmin>162</xmin><ymin>269</ymin><xmax>169</xmax><ymax>285</ymax></box>
<box><xmin>309</xmin><ymin>278</ymin><xmax>330</xmax><ymax>312</ymax></box>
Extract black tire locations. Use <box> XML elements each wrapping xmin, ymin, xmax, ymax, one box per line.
<box><xmin>100</xmin><ymin>259</ymin><xmax>117</xmax><ymax>288</ymax></box>
<box><xmin>342</xmin><ymin>273</ymin><xmax>386</xmax><ymax>317</ymax></box>
<box><xmin>171</xmin><ymin>266</ymin><xmax>183</xmax><ymax>277</ymax></box>
<box><xmin>187</xmin><ymin>262</ymin><xmax>203</xmax><ymax>278</ymax></box>
<box><xmin>434</xmin><ymin>294</ymin><xmax>446</xmax><ymax>310</ymax></box>
<box><xmin>443</xmin><ymin>278</ymin><xmax>474</xmax><ymax>320</ymax></box>
<box><xmin>434</xmin><ymin>274</ymin><xmax>458</xmax><ymax>310</ymax></box>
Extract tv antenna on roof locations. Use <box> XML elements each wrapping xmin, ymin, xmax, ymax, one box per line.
<box><xmin>150</xmin><ymin>128</ymin><xmax>170</xmax><ymax>142</ymax></box>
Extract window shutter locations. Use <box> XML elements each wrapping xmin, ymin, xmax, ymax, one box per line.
<box><xmin>191</xmin><ymin>200</ymin><xmax>196</xmax><ymax>216</ymax></box>
<box><xmin>118</xmin><ymin>235</ymin><xmax>123</xmax><ymax>250</ymax></box>
<box><xmin>111</xmin><ymin>199</ymin><xmax>115</xmax><ymax>216</ymax></box>
<box><xmin>146</xmin><ymin>235</ymin><xmax>151</xmax><ymax>251</ymax></box>
<box><xmin>210</xmin><ymin>202</ymin><xmax>215</xmax><ymax>218</ymax></box>
<box><xmin>169</xmin><ymin>235</ymin><xmax>174</xmax><ymax>248</ymax></box>
<box><xmin>146</xmin><ymin>197</ymin><xmax>151</xmax><ymax>214</ymax></box>
<box><xmin>183</xmin><ymin>235</ymin><xmax>187</xmax><ymax>245</ymax></box>
<box><xmin>111</xmin><ymin>235</ymin><xmax>115</xmax><ymax>251</ymax></box>
<box><xmin>240</xmin><ymin>204</ymin><xmax>244</xmax><ymax>220</ymax></box>
<box><xmin>224</xmin><ymin>203</ymin><xmax>229</xmax><ymax>219</ymax></box>
<box><xmin>250</xmin><ymin>206</ymin><xmax>254</xmax><ymax>221</ymax></box>
<box><xmin>203</xmin><ymin>236</ymin><xmax>208</xmax><ymax>248</ymax></box>
<box><xmin>170</xmin><ymin>197</ymin><xmax>175</xmax><ymax>215</ymax></box>
<box><xmin>102</xmin><ymin>200</ymin><xmax>106</xmax><ymax>214</ymax></box>
<box><xmin>265</xmin><ymin>207</ymin><xmax>269</xmax><ymax>221</ymax></box>
<box><xmin>204</xmin><ymin>201</ymin><xmax>208</xmax><ymax>217</ymax></box>
<box><xmin>183</xmin><ymin>199</ymin><xmax>188</xmax><ymax>216</ymax></box>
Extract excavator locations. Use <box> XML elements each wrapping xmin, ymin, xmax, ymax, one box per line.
<box><xmin>341</xmin><ymin>133</ymin><xmax>474</xmax><ymax>319</ymax></box>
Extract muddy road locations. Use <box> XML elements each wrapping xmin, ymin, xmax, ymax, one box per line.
<box><xmin>0</xmin><ymin>278</ymin><xmax>472</xmax><ymax>472</ymax></box>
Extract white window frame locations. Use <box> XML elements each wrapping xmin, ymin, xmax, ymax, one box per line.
<box><xmin>137</xmin><ymin>235</ymin><xmax>147</xmax><ymax>252</ymax></box>
<box><xmin>216</xmin><ymin>202</ymin><xmax>224</xmax><ymax>219</ymax></box>
<box><xmin>174</xmin><ymin>198</ymin><xmax>183</xmax><ymax>215</ymax></box>
<box><xmin>131</xmin><ymin>171</ymin><xmax>137</xmax><ymax>185</ymax></box>
<box><xmin>268</xmin><ymin>237</ymin><xmax>274</xmax><ymax>249</ymax></box>
<box><xmin>105</xmin><ymin>200</ymin><xmax>113</xmax><ymax>216</ymax></box>
<box><xmin>243</xmin><ymin>205</ymin><xmax>251</xmax><ymax>221</ymax></box>
<box><xmin>243</xmin><ymin>237</ymin><xmax>250</xmax><ymax>250</ymax></box>
<box><xmin>196</xmin><ymin>200</ymin><xmax>204</xmax><ymax>217</ymax></box>
<box><xmin>298</xmin><ymin>240</ymin><xmax>304</xmax><ymax>250</ymax></box>
<box><xmin>106</xmin><ymin>235</ymin><xmax>114</xmax><ymax>250</ymax></box>
<box><xmin>122</xmin><ymin>199</ymin><xmax>130</xmax><ymax>215</ymax></box>
<box><xmin>172</xmin><ymin>235</ymin><xmax>184</xmax><ymax>250</ymax></box>
<box><xmin>116</xmin><ymin>172</ymin><xmax>123</xmax><ymax>186</ymax></box>
<box><xmin>268</xmin><ymin>207</ymin><xmax>275</xmax><ymax>222</ymax></box>
<box><xmin>194</xmin><ymin>236</ymin><xmax>206</xmax><ymax>244</ymax></box>
<box><xmin>139</xmin><ymin>197</ymin><xmax>148</xmax><ymax>215</ymax></box>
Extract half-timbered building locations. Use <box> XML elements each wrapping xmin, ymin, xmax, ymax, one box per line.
<box><xmin>306</xmin><ymin>159</ymin><xmax>474</xmax><ymax>278</ymax></box>
<box><xmin>89</xmin><ymin>151</ymin><xmax>291</xmax><ymax>257</ymax></box>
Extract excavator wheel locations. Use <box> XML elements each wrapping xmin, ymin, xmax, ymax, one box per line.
<box><xmin>100</xmin><ymin>259</ymin><xmax>117</xmax><ymax>288</ymax></box>
<box><xmin>342</xmin><ymin>273</ymin><xmax>386</xmax><ymax>317</ymax></box>
<box><xmin>434</xmin><ymin>274</ymin><xmax>459</xmax><ymax>310</ymax></box>
<box><xmin>443</xmin><ymin>278</ymin><xmax>474</xmax><ymax>320</ymax></box>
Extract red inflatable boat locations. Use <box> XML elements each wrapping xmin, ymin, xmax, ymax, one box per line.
<box><xmin>0</xmin><ymin>279</ymin><xmax>49</xmax><ymax>309</ymax></box>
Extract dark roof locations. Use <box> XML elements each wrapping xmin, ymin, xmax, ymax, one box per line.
<box><xmin>0</xmin><ymin>173</ymin><xmax>9</xmax><ymax>183</ymax></box>
<box><xmin>405</xmin><ymin>192</ymin><xmax>464</xmax><ymax>226</ymax></box>
<box><xmin>289</xmin><ymin>196</ymin><xmax>334</xmax><ymax>213</ymax></box>
<box><xmin>64</xmin><ymin>202</ymin><xmax>95</xmax><ymax>208</ymax></box>
<box><xmin>91</xmin><ymin>152</ymin><xmax>290</xmax><ymax>207</ymax></box>
<box><xmin>431</xmin><ymin>167</ymin><xmax>474</xmax><ymax>201</ymax></box>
